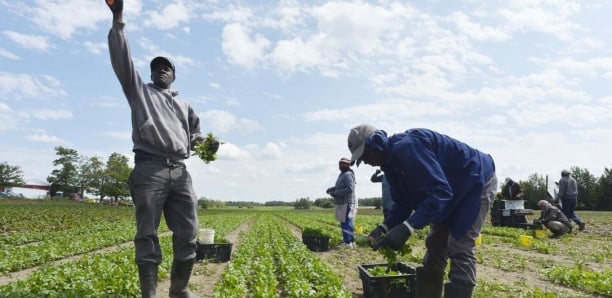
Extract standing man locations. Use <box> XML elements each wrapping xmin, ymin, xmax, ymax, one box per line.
<box><xmin>348</xmin><ymin>124</ymin><xmax>496</xmax><ymax>298</ymax></box>
<box><xmin>327</xmin><ymin>157</ymin><xmax>358</xmax><ymax>249</ymax></box>
<box><xmin>370</xmin><ymin>169</ymin><xmax>393</xmax><ymax>219</ymax></box>
<box><xmin>558</xmin><ymin>169</ymin><xmax>585</xmax><ymax>231</ymax></box>
<box><xmin>106</xmin><ymin>0</ymin><xmax>218</xmax><ymax>297</ymax></box>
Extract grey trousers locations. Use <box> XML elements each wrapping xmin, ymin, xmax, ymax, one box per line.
<box><xmin>422</xmin><ymin>174</ymin><xmax>497</xmax><ymax>287</ymax></box>
<box><xmin>128</xmin><ymin>160</ymin><xmax>199</xmax><ymax>265</ymax></box>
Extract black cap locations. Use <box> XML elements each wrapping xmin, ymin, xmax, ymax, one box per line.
<box><xmin>150</xmin><ymin>56</ymin><xmax>175</xmax><ymax>75</ymax></box>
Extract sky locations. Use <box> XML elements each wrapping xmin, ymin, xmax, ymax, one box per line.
<box><xmin>1</xmin><ymin>0</ymin><xmax>612</xmax><ymax>202</ymax></box>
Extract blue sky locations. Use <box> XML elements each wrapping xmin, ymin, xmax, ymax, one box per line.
<box><xmin>1</xmin><ymin>0</ymin><xmax>611</xmax><ymax>202</ymax></box>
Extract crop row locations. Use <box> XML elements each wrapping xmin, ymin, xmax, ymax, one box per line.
<box><xmin>214</xmin><ymin>213</ymin><xmax>352</xmax><ymax>297</ymax></box>
<box><xmin>0</xmin><ymin>211</ymin><xmax>251</xmax><ymax>296</ymax></box>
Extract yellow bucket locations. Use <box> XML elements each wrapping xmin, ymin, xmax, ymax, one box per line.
<box><xmin>355</xmin><ymin>225</ymin><xmax>363</xmax><ymax>234</ymax></box>
<box><xmin>535</xmin><ymin>230</ymin><xmax>546</xmax><ymax>239</ymax></box>
<box><xmin>474</xmin><ymin>234</ymin><xmax>482</xmax><ymax>245</ymax></box>
<box><xmin>519</xmin><ymin>235</ymin><xmax>533</xmax><ymax>247</ymax></box>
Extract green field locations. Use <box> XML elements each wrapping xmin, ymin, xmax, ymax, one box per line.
<box><xmin>0</xmin><ymin>199</ymin><xmax>610</xmax><ymax>297</ymax></box>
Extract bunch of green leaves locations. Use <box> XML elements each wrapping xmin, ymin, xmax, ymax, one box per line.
<box><xmin>380</xmin><ymin>245</ymin><xmax>412</xmax><ymax>268</ymax></box>
<box><xmin>193</xmin><ymin>132</ymin><xmax>222</xmax><ymax>164</ymax></box>
<box><xmin>367</xmin><ymin>266</ymin><xmax>402</xmax><ymax>277</ymax></box>
<box><xmin>301</xmin><ymin>227</ymin><xmax>328</xmax><ymax>237</ymax></box>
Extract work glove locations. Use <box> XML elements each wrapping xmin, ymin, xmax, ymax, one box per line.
<box><xmin>105</xmin><ymin>0</ymin><xmax>123</xmax><ymax>13</ymax></box>
<box><xmin>368</xmin><ymin>223</ymin><xmax>388</xmax><ymax>248</ymax></box>
<box><xmin>373</xmin><ymin>221</ymin><xmax>413</xmax><ymax>251</ymax></box>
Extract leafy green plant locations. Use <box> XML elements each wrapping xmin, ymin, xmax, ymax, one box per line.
<box><xmin>301</xmin><ymin>227</ymin><xmax>328</xmax><ymax>237</ymax></box>
<box><xmin>380</xmin><ymin>245</ymin><xmax>412</xmax><ymax>269</ymax></box>
<box><xmin>192</xmin><ymin>132</ymin><xmax>222</xmax><ymax>164</ymax></box>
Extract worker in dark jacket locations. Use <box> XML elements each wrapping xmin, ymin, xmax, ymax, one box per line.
<box><xmin>558</xmin><ymin>169</ymin><xmax>585</xmax><ymax>231</ymax></box>
<box><xmin>347</xmin><ymin>124</ymin><xmax>496</xmax><ymax>298</ymax></box>
<box><xmin>535</xmin><ymin>200</ymin><xmax>572</xmax><ymax>238</ymax></box>
<box><xmin>501</xmin><ymin>178</ymin><xmax>524</xmax><ymax>200</ymax></box>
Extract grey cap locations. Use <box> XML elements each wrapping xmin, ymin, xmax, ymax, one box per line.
<box><xmin>150</xmin><ymin>56</ymin><xmax>176</xmax><ymax>75</ymax></box>
<box><xmin>347</xmin><ymin>124</ymin><xmax>377</xmax><ymax>166</ymax></box>
<box><xmin>561</xmin><ymin>169</ymin><xmax>570</xmax><ymax>176</ymax></box>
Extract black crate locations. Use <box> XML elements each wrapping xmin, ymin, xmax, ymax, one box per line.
<box><xmin>358</xmin><ymin>262</ymin><xmax>416</xmax><ymax>298</ymax></box>
<box><xmin>301</xmin><ymin>235</ymin><xmax>329</xmax><ymax>252</ymax></box>
<box><xmin>195</xmin><ymin>242</ymin><xmax>232</xmax><ymax>263</ymax></box>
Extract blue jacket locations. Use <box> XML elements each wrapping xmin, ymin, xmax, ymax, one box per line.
<box><xmin>374</xmin><ymin>129</ymin><xmax>495</xmax><ymax>239</ymax></box>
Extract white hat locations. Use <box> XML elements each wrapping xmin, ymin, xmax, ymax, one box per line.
<box><xmin>347</xmin><ymin>124</ymin><xmax>377</xmax><ymax>166</ymax></box>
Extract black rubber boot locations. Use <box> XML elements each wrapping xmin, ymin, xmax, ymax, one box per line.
<box><xmin>169</xmin><ymin>259</ymin><xmax>198</xmax><ymax>298</ymax></box>
<box><xmin>415</xmin><ymin>266</ymin><xmax>444</xmax><ymax>298</ymax></box>
<box><xmin>137</xmin><ymin>263</ymin><xmax>158</xmax><ymax>298</ymax></box>
<box><xmin>444</xmin><ymin>282</ymin><xmax>474</xmax><ymax>298</ymax></box>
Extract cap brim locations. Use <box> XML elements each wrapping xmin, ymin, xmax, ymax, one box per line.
<box><xmin>350</xmin><ymin>143</ymin><xmax>365</xmax><ymax>167</ymax></box>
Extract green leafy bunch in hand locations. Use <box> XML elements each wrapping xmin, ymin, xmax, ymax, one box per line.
<box><xmin>380</xmin><ymin>245</ymin><xmax>412</xmax><ymax>269</ymax></box>
<box><xmin>193</xmin><ymin>133</ymin><xmax>222</xmax><ymax>164</ymax></box>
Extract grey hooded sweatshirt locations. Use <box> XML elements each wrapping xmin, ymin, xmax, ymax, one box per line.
<box><xmin>108</xmin><ymin>21</ymin><xmax>203</xmax><ymax>160</ymax></box>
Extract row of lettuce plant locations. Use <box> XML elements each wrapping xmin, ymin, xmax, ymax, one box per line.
<box><xmin>545</xmin><ymin>262</ymin><xmax>612</xmax><ymax>296</ymax></box>
<box><xmin>214</xmin><ymin>213</ymin><xmax>352</xmax><ymax>297</ymax></box>
<box><xmin>0</xmin><ymin>211</ymin><xmax>251</xmax><ymax>295</ymax></box>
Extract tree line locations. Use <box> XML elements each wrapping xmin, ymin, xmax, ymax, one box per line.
<box><xmin>2</xmin><ymin>151</ymin><xmax>611</xmax><ymax>210</ymax></box>
<box><xmin>1</xmin><ymin>146</ymin><xmax>132</xmax><ymax>202</ymax></box>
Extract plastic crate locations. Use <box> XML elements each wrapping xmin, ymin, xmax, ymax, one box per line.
<box><xmin>195</xmin><ymin>242</ymin><xmax>232</xmax><ymax>263</ymax></box>
<box><xmin>358</xmin><ymin>262</ymin><xmax>416</xmax><ymax>298</ymax></box>
<box><xmin>301</xmin><ymin>235</ymin><xmax>329</xmax><ymax>252</ymax></box>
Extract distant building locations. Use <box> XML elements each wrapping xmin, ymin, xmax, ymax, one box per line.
<box><xmin>6</xmin><ymin>178</ymin><xmax>50</xmax><ymax>199</ymax></box>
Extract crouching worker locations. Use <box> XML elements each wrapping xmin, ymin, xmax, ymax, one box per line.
<box><xmin>535</xmin><ymin>200</ymin><xmax>572</xmax><ymax>239</ymax></box>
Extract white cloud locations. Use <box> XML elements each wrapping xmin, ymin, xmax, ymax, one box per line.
<box><xmin>2</xmin><ymin>30</ymin><xmax>51</xmax><ymax>51</ymax></box>
<box><xmin>270</xmin><ymin>38</ymin><xmax>323</xmax><ymax>73</ymax></box>
<box><xmin>144</xmin><ymin>2</ymin><xmax>192</xmax><ymax>30</ymax></box>
<box><xmin>0</xmin><ymin>103</ymin><xmax>17</xmax><ymax>132</ymax></box>
<box><xmin>499</xmin><ymin>1</ymin><xmax>583</xmax><ymax>41</ymax></box>
<box><xmin>199</xmin><ymin>109</ymin><xmax>262</xmax><ymax>133</ymax></box>
<box><xmin>0</xmin><ymin>73</ymin><xmax>66</xmax><ymax>100</ymax></box>
<box><xmin>0</xmin><ymin>48</ymin><xmax>20</xmax><ymax>60</ymax></box>
<box><xmin>205</xmin><ymin>4</ymin><xmax>253</xmax><ymax>23</ymax></box>
<box><xmin>25</xmin><ymin>134</ymin><xmax>63</xmax><ymax>143</ymax></box>
<box><xmin>259</xmin><ymin>142</ymin><xmax>283</xmax><ymax>159</ymax></box>
<box><xmin>27</xmin><ymin>109</ymin><xmax>73</xmax><ymax>120</ymax></box>
<box><xmin>311</xmin><ymin>1</ymin><xmax>412</xmax><ymax>55</ymax></box>
<box><xmin>29</xmin><ymin>0</ymin><xmax>108</xmax><ymax>39</ymax></box>
<box><xmin>216</xmin><ymin>142</ymin><xmax>250</xmax><ymax>160</ymax></box>
<box><xmin>222</xmin><ymin>23</ymin><xmax>270</xmax><ymax>68</ymax></box>
<box><xmin>83</xmin><ymin>41</ymin><xmax>106</xmax><ymax>55</ymax></box>
<box><xmin>449</xmin><ymin>12</ymin><xmax>511</xmax><ymax>41</ymax></box>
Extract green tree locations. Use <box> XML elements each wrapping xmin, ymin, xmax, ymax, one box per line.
<box><xmin>294</xmin><ymin>197</ymin><xmax>312</xmax><ymax>209</ymax></box>
<box><xmin>521</xmin><ymin>173</ymin><xmax>548</xmax><ymax>209</ymax></box>
<box><xmin>47</xmin><ymin>146</ymin><xmax>79</xmax><ymax>196</ymax></box>
<box><xmin>100</xmin><ymin>153</ymin><xmax>131</xmax><ymax>202</ymax></box>
<box><xmin>595</xmin><ymin>167</ymin><xmax>612</xmax><ymax>210</ymax></box>
<box><xmin>75</xmin><ymin>156</ymin><xmax>104</xmax><ymax>200</ymax></box>
<box><xmin>0</xmin><ymin>161</ymin><xmax>26</xmax><ymax>190</ymax></box>
<box><xmin>314</xmin><ymin>198</ymin><xmax>334</xmax><ymax>208</ymax></box>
